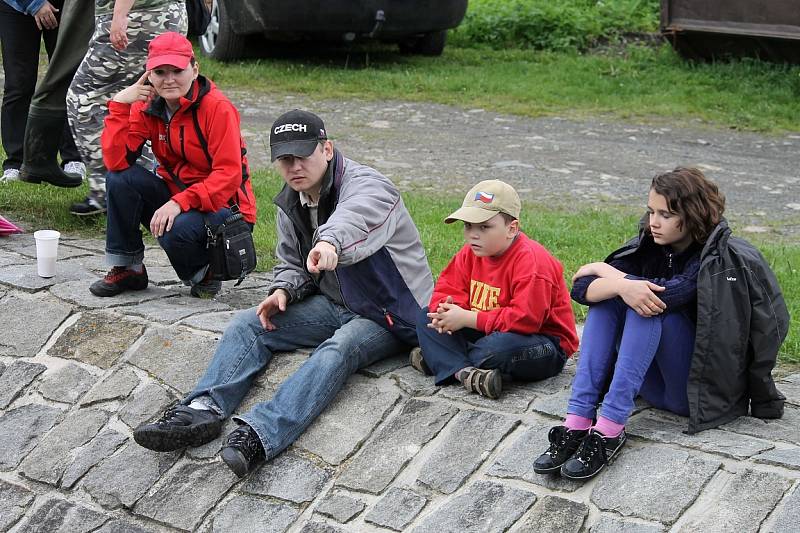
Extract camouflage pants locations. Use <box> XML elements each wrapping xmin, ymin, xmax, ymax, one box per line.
<box><xmin>66</xmin><ymin>2</ymin><xmax>187</xmax><ymax>199</ymax></box>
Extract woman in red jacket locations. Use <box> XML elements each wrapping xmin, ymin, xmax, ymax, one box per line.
<box><xmin>91</xmin><ymin>31</ymin><xmax>256</xmax><ymax>298</ymax></box>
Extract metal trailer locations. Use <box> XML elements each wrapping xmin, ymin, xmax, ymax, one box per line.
<box><xmin>661</xmin><ymin>0</ymin><xmax>800</xmax><ymax>63</ymax></box>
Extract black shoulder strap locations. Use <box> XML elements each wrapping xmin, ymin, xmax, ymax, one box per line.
<box><xmin>191</xmin><ymin>107</ymin><xmax>213</xmax><ymax>168</ymax></box>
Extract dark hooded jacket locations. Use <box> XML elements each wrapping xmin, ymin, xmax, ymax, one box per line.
<box><xmin>586</xmin><ymin>219</ymin><xmax>788</xmax><ymax>433</ymax></box>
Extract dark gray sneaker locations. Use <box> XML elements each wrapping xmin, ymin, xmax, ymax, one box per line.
<box><xmin>560</xmin><ymin>428</ymin><xmax>627</xmax><ymax>480</ymax></box>
<box><xmin>133</xmin><ymin>404</ymin><xmax>222</xmax><ymax>452</ymax></box>
<box><xmin>533</xmin><ymin>425</ymin><xmax>589</xmax><ymax>474</ymax></box>
<box><xmin>409</xmin><ymin>347</ymin><xmax>433</xmax><ymax>376</ymax></box>
<box><xmin>221</xmin><ymin>424</ymin><xmax>266</xmax><ymax>478</ymax></box>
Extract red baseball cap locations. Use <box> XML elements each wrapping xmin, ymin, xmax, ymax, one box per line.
<box><xmin>146</xmin><ymin>32</ymin><xmax>194</xmax><ymax>70</ymax></box>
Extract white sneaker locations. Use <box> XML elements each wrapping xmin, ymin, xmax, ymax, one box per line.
<box><xmin>63</xmin><ymin>161</ymin><xmax>86</xmax><ymax>179</ymax></box>
<box><xmin>1</xmin><ymin>168</ymin><xmax>20</xmax><ymax>183</ymax></box>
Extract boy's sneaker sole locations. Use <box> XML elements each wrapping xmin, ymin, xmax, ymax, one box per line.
<box><xmin>133</xmin><ymin>423</ymin><xmax>221</xmax><ymax>452</ymax></box>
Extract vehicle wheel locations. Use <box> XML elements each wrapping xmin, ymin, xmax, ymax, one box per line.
<box><xmin>199</xmin><ymin>0</ymin><xmax>245</xmax><ymax>61</ymax></box>
<box><xmin>399</xmin><ymin>30</ymin><xmax>447</xmax><ymax>56</ymax></box>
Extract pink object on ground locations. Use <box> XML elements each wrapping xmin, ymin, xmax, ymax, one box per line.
<box><xmin>564</xmin><ymin>414</ymin><xmax>592</xmax><ymax>431</ymax></box>
<box><xmin>0</xmin><ymin>215</ymin><xmax>22</xmax><ymax>235</ymax></box>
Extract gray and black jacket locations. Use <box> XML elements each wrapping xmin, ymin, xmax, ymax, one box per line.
<box><xmin>602</xmin><ymin>218</ymin><xmax>788</xmax><ymax>433</ymax></box>
<box><xmin>268</xmin><ymin>149</ymin><xmax>434</xmax><ymax>345</ymax></box>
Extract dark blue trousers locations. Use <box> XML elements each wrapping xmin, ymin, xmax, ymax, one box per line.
<box><xmin>415</xmin><ymin>306</ymin><xmax>566</xmax><ymax>386</ymax></box>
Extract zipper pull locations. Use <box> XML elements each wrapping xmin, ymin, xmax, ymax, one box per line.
<box><xmin>383</xmin><ymin>309</ymin><xmax>394</xmax><ymax>327</ymax></box>
<box><xmin>668</xmin><ymin>253</ymin><xmax>673</xmax><ymax>269</ymax></box>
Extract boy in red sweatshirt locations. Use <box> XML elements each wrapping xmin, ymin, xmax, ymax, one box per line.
<box><xmin>412</xmin><ymin>179</ymin><xmax>579</xmax><ymax>399</ymax></box>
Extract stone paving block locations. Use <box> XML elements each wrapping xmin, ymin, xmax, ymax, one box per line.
<box><xmin>81</xmin><ymin>366</ymin><xmax>140</xmax><ymax>406</ymax></box>
<box><xmin>753</xmin><ymin>446</ymin><xmax>800</xmax><ymax>470</ymax></box>
<box><xmin>295</xmin><ymin>375</ymin><xmax>401</xmax><ymax>465</ymax></box>
<box><xmin>142</xmin><ymin>245</ymin><xmax>174</xmax><ymax>266</ymax></box>
<box><xmin>14</xmin><ymin>497</ymin><xmax>108</xmax><ymax>533</ymax></box>
<box><xmin>243</xmin><ymin>452</ymin><xmax>333</xmax><ymax>504</ymax></box>
<box><xmin>678</xmin><ymin>469</ymin><xmax>792</xmax><ymax>533</ymax></box>
<box><xmin>364</xmin><ymin>487</ymin><xmax>427</xmax><ymax>531</ymax></box>
<box><xmin>389</xmin><ymin>365</ymin><xmax>440</xmax><ymax>396</ymax></box>
<box><xmin>438</xmin><ymin>380</ymin><xmax>538</xmax><ymax>413</ymax></box>
<box><xmin>81</xmin><ymin>442</ymin><xmax>180</xmax><ymax>509</ymax></box>
<box><xmin>417</xmin><ymin>410</ymin><xmax>518</xmax><ymax>494</ymax></box>
<box><xmin>336</xmin><ymin>399</ymin><xmax>458</xmax><ymax>494</ymax></box>
<box><xmin>61</xmin><ymin>253</ymin><xmax>108</xmax><ymax>274</ymax></box>
<box><xmin>37</xmin><ymin>362</ymin><xmax>97</xmax><ymax>403</ymax></box>
<box><xmin>16</xmin><ymin>240</ymin><xmax>93</xmax><ymax>260</ymax></box>
<box><xmin>61</xmin><ymin>429</ymin><xmax>128</xmax><ymax>488</ymax></box>
<box><xmin>590</xmin><ymin>445</ymin><xmax>720</xmax><ymax>524</ymax></box>
<box><xmin>627</xmin><ymin>410</ymin><xmax>774</xmax><ymax>459</ymax></box>
<box><xmin>140</xmin><ymin>265</ymin><xmax>182</xmax><ymax>286</ymax></box>
<box><xmin>19</xmin><ymin>407</ymin><xmax>108</xmax><ymax>485</ymax></box>
<box><xmin>121</xmin><ymin>296</ymin><xmax>232</xmax><ymax>324</ymax></box>
<box><xmin>0</xmin><ymin>360</ymin><xmax>5</xmax><ymax>374</ymax></box>
<box><xmin>721</xmin><ymin>405</ymin><xmax>800</xmax><ymax>445</ymax></box>
<box><xmin>529</xmin><ymin>388</ymin><xmax>570</xmax><ymax>418</ymax></box>
<box><xmin>94</xmin><ymin>518</ymin><xmax>167</xmax><ymax>533</ymax></box>
<box><xmin>212</xmin><ymin>494</ymin><xmax>300</xmax><ymax>533</ymax></box>
<box><xmin>359</xmin><ymin>353</ymin><xmax>409</xmax><ymax>377</ymax></box>
<box><xmin>50</xmin><ymin>279</ymin><xmax>175</xmax><ymax>309</ymax></box>
<box><xmin>315</xmin><ymin>491</ymin><xmax>366</xmax><ymax>523</ymax></box>
<box><xmin>524</xmin><ymin>362</ymin><xmax>575</xmax><ymax>395</ymax></box>
<box><xmin>179</xmin><ymin>309</ymin><xmax>238</xmax><ymax>333</ymax></box>
<box><xmin>0</xmin><ymin>251</ymin><xmax>27</xmax><ymax>267</ymax></box>
<box><xmin>214</xmin><ymin>287</ymin><xmax>272</xmax><ymax>310</ymax></box>
<box><xmin>486</xmin><ymin>422</ymin><xmax>584</xmax><ymax>492</ymax></box>
<box><xmin>0</xmin><ymin>479</ymin><xmax>34</xmax><ymax>531</ymax></box>
<box><xmin>777</xmin><ymin>374</ymin><xmax>800</xmax><ymax>406</ymax></box>
<box><xmin>0</xmin><ymin>360</ymin><xmax>46</xmax><ymax>408</ymax></box>
<box><xmin>299</xmin><ymin>522</ymin><xmax>348</xmax><ymax>533</ymax></box>
<box><xmin>411</xmin><ymin>480</ymin><xmax>536</xmax><ymax>533</ymax></box>
<box><xmin>0</xmin><ymin>403</ymin><xmax>62</xmax><ymax>469</ymax></box>
<box><xmin>60</xmin><ymin>237</ymin><xmax>105</xmax><ymax>253</ymax></box>
<box><xmin>128</xmin><ymin>327</ymin><xmax>218</xmax><ymax>394</ymax></box>
<box><xmin>0</xmin><ymin>291</ymin><xmax>72</xmax><ymax>357</ymax></box>
<box><xmin>118</xmin><ymin>382</ymin><xmax>176</xmax><ymax>429</ymax></box>
<box><xmin>514</xmin><ymin>495</ymin><xmax>588</xmax><ymax>533</ymax></box>
<box><xmin>0</xmin><ymin>259</ymin><xmax>92</xmax><ymax>291</ymax></box>
<box><xmin>590</xmin><ymin>515</ymin><xmax>666</xmax><ymax>533</ymax></box>
<box><xmin>48</xmin><ymin>311</ymin><xmax>145</xmax><ymax>369</ymax></box>
<box><xmin>769</xmin><ymin>483</ymin><xmax>799</xmax><ymax>533</ymax></box>
<box><xmin>134</xmin><ymin>459</ymin><xmax>239</xmax><ymax>530</ymax></box>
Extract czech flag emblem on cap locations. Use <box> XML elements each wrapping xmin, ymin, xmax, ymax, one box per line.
<box><xmin>475</xmin><ymin>191</ymin><xmax>494</xmax><ymax>203</ymax></box>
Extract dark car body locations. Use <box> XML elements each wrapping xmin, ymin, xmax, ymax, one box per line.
<box><xmin>201</xmin><ymin>0</ymin><xmax>469</xmax><ymax>60</ymax></box>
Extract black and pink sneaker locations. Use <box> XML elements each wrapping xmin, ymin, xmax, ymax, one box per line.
<box><xmin>560</xmin><ymin>428</ymin><xmax>627</xmax><ymax>480</ymax></box>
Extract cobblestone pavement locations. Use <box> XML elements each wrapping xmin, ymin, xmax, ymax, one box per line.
<box><xmin>0</xmin><ymin>233</ymin><xmax>798</xmax><ymax>532</ymax></box>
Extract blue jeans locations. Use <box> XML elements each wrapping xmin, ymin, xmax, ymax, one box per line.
<box><xmin>104</xmin><ymin>164</ymin><xmax>232</xmax><ymax>282</ymax></box>
<box><xmin>567</xmin><ymin>297</ymin><xmax>695</xmax><ymax>425</ymax></box>
<box><xmin>415</xmin><ymin>306</ymin><xmax>566</xmax><ymax>386</ymax></box>
<box><xmin>184</xmin><ymin>294</ymin><xmax>408</xmax><ymax>460</ymax></box>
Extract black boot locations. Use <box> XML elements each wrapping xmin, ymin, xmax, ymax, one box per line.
<box><xmin>19</xmin><ymin>107</ymin><xmax>82</xmax><ymax>188</ymax></box>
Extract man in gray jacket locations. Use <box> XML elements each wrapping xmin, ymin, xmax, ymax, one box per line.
<box><xmin>133</xmin><ymin>109</ymin><xmax>434</xmax><ymax>477</ymax></box>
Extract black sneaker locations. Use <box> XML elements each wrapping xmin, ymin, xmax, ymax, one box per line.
<box><xmin>70</xmin><ymin>195</ymin><xmax>106</xmax><ymax>216</ymax></box>
<box><xmin>221</xmin><ymin>424</ymin><xmax>266</xmax><ymax>478</ymax></box>
<box><xmin>461</xmin><ymin>367</ymin><xmax>502</xmax><ymax>399</ymax></box>
<box><xmin>533</xmin><ymin>425</ymin><xmax>589</xmax><ymax>474</ymax></box>
<box><xmin>89</xmin><ymin>266</ymin><xmax>149</xmax><ymax>297</ymax></box>
<box><xmin>409</xmin><ymin>347</ymin><xmax>433</xmax><ymax>376</ymax></box>
<box><xmin>560</xmin><ymin>428</ymin><xmax>627</xmax><ymax>480</ymax></box>
<box><xmin>133</xmin><ymin>404</ymin><xmax>223</xmax><ymax>452</ymax></box>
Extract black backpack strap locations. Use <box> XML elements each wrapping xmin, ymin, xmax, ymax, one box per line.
<box><xmin>191</xmin><ymin>107</ymin><xmax>213</xmax><ymax>168</ymax></box>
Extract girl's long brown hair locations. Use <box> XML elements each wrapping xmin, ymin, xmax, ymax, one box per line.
<box><xmin>649</xmin><ymin>167</ymin><xmax>726</xmax><ymax>244</ymax></box>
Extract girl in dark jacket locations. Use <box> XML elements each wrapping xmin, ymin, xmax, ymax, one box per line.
<box><xmin>534</xmin><ymin>167</ymin><xmax>727</xmax><ymax>481</ymax></box>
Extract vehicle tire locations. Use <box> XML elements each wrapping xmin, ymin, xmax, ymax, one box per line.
<box><xmin>199</xmin><ymin>0</ymin><xmax>245</xmax><ymax>61</ymax></box>
<box><xmin>399</xmin><ymin>30</ymin><xmax>447</xmax><ymax>56</ymax></box>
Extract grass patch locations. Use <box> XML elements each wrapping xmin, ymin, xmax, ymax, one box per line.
<box><xmin>200</xmin><ymin>44</ymin><xmax>800</xmax><ymax>133</ymax></box>
<box><xmin>3</xmin><ymin>170</ymin><xmax>795</xmax><ymax>364</ymax></box>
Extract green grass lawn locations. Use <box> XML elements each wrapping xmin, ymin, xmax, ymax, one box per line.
<box><xmin>1</xmin><ymin>171</ymin><xmax>797</xmax><ymax>366</ymax></box>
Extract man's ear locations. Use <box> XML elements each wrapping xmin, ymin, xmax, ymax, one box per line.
<box><xmin>324</xmin><ymin>140</ymin><xmax>334</xmax><ymax>161</ymax></box>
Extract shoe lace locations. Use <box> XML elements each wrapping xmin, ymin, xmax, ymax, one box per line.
<box><xmin>104</xmin><ymin>266</ymin><xmax>129</xmax><ymax>283</ymax></box>
<box><xmin>227</xmin><ymin>426</ymin><xmax>263</xmax><ymax>461</ymax></box>
<box><xmin>574</xmin><ymin>432</ymin><xmax>607</xmax><ymax>466</ymax></box>
<box><xmin>546</xmin><ymin>426</ymin><xmax>569</xmax><ymax>457</ymax></box>
<box><xmin>154</xmin><ymin>404</ymin><xmax>191</xmax><ymax>427</ymax></box>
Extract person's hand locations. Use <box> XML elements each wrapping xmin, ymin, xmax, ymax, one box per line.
<box><xmin>618</xmin><ymin>279</ymin><xmax>666</xmax><ymax>317</ymax></box>
<box><xmin>112</xmin><ymin>71</ymin><xmax>154</xmax><ymax>105</ymax></box>
<box><xmin>572</xmin><ymin>262</ymin><xmax>624</xmax><ymax>282</ymax></box>
<box><xmin>307</xmin><ymin>241</ymin><xmax>338</xmax><ymax>274</ymax></box>
<box><xmin>427</xmin><ymin>296</ymin><xmax>473</xmax><ymax>334</ymax></box>
<box><xmin>149</xmin><ymin>200</ymin><xmax>181</xmax><ymax>238</ymax></box>
<box><xmin>33</xmin><ymin>1</ymin><xmax>59</xmax><ymax>30</ymax></box>
<box><xmin>110</xmin><ymin>13</ymin><xmax>129</xmax><ymax>50</ymax></box>
<box><xmin>256</xmin><ymin>289</ymin><xmax>288</xmax><ymax>330</ymax></box>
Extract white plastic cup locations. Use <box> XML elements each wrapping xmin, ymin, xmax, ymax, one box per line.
<box><xmin>33</xmin><ymin>230</ymin><xmax>61</xmax><ymax>278</ymax></box>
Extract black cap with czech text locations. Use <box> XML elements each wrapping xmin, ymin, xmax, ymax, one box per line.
<box><xmin>269</xmin><ymin>109</ymin><xmax>327</xmax><ymax>162</ymax></box>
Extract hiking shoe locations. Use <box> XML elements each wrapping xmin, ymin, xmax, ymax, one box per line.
<box><xmin>70</xmin><ymin>194</ymin><xmax>106</xmax><ymax>216</ymax></box>
<box><xmin>89</xmin><ymin>265</ymin><xmax>149</xmax><ymax>297</ymax></box>
<box><xmin>560</xmin><ymin>428</ymin><xmax>627</xmax><ymax>480</ymax></box>
<box><xmin>221</xmin><ymin>424</ymin><xmax>266</xmax><ymax>478</ymax></box>
<box><xmin>461</xmin><ymin>367</ymin><xmax>502</xmax><ymax>399</ymax></box>
<box><xmin>62</xmin><ymin>160</ymin><xmax>87</xmax><ymax>180</ymax></box>
<box><xmin>190</xmin><ymin>268</ymin><xmax>222</xmax><ymax>298</ymax></box>
<box><xmin>409</xmin><ymin>347</ymin><xmax>433</xmax><ymax>376</ymax></box>
<box><xmin>533</xmin><ymin>425</ymin><xmax>589</xmax><ymax>474</ymax></box>
<box><xmin>1</xmin><ymin>168</ymin><xmax>19</xmax><ymax>183</ymax></box>
<box><xmin>133</xmin><ymin>404</ymin><xmax>223</xmax><ymax>452</ymax></box>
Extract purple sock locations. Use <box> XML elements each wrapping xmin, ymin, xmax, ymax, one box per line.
<box><xmin>594</xmin><ymin>416</ymin><xmax>625</xmax><ymax>438</ymax></box>
<box><xmin>564</xmin><ymin>414</ymin><xmax>592</xmax><ymax>431</ymax></box>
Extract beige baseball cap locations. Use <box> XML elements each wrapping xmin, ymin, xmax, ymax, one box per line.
<box><xmin>445</xmin><ymin>179</ymin><xmax>521</xmax><ymax>224</ymax></box>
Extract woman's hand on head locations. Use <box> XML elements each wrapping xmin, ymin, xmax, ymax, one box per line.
<box><xmin>112</xmin><ymin>71</ymin><xmax>154</xmax><ymax>105</ymax></box>
<box><xmin>618</xmin><ymin>279</ymin><xmax>666</xmax><ymax>317</ymax></box>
